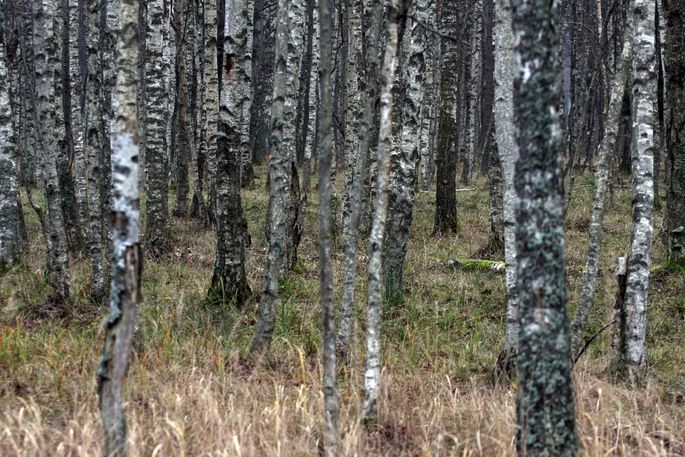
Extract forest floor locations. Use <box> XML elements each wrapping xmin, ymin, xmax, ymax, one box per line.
<box><xmin>1</xmin><ymin>168</ymin><xmax>684</xmax><ymax>456</ymax></box>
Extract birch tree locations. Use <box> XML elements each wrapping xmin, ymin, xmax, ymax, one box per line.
<box><xmin>318</xmin><ymin>0</ymin><xmax>338</xmax><ymax>452</ymax></box>
<box><xmin>34</xmin><ymin>0</ymin><xmax>71</xmax><ymax>304</ymax></box>
<box><xmin>208</xmin><ymin>0</ymin><xmax>252</xmax><ymax>308</ymax></box>
<box><xmin>0</xmin><ymin>4</ymin><xmax>25</xmax><ymax>270</ymax></box>
<box><xmin>362</xmin><ymin>0</ymin><xmax>404</xmax><ymax>425</ymax></box>
<box><xmin>173</xmin><ymin>0</ymin><xmax>191</xmax><ymax>217</ymax></box>
<box><xmin>493</xmin><ymin>0</ymin><xmax>519</xmax><ymax>377</ymax></box>
<box><xmin>97</xmin><ymin>0</ymin><xmax>142</xmax><ymax>454</ymax></box>
<box><xmin>617</xmin><ymin>0</ymin><xmax>656</xmax><ymax>378</ymax></box>
<box><xmin>383</xmin><ymin>0</ymin><xmax>427</xmax><ymax>304</ymax></box>
<box><xmin>511</xmin><ymin>0</ymin><xmax>578</xmax><ymax>453</ymax></box>
<box><xmin>143</xmin><ymin>0</ymin><xmax>170</xmax><ymax>254</ymax></box>
<box><xmin>571</xmin><ymin>10</ymin><xmax>634</xmax><ymax>356</ymax></box>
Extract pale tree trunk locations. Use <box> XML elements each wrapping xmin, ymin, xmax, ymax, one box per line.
<box><xmin>173</xmin><ymin>0</ymin><xmax>190</xmax><ymax>217</ymax></box>
<box><xmin>362</xmin><ymin>0</ymin><xmax>403</xmax><ymax>425</ymax></box>
<box><xmin>18</xmin><ymin>0</ymin><xmax>38</xmax><ymax>186</ymax></box>
<box><xmin>485</xmin><ymin>127</ymin><xmax>503</xmax><ymax>253</ymax></box>
<box><xmin>208</xmin><ymin>0</ymin><xmax>252</xmax><ymax>308</ymax></box>
<box><xmin>239</xmin><ymin>0</ymin><xmax>255</xmax><ymax>187</ymax></box>
<box><xmin>35</xmin><ymin>0</ymin><xmax>71</xmax><ymax>305</ymax></box>
<box><xmin>383</xmin><ymin>0</ymin><xmax>427</xmax><ymax>305</ymax></box>
<box><xmin>618</xmin><ymin>0</ymin><xmax>656</xmax><ymax>379</ymax></box>
<box><xmin>433</xmin><ymin>0</ymin><xmax>458</xmax><ymax>235</ymax></box>
<box><xmin>143</xmin><ymin>0</ymin><xmax>170</xmax><ymax>254</ymax></box>
<box><xmin>336</xmin><ymin>0</ymin><xmax>382</xmax><ymax>360</ymax></box>
<box><xmin>0</xmin><ymin>5</ymin><xmax>25</xmax><ymax>270</ymax></box>
<box><xmin>100</xmin><ymin>0</ymin><xmax>116</xmax><ymax>232</ymax></box>
<box><xmin>250</xmin><ymin>0</ymin><xmax>300</xmax><ymax>357</ymax></box>
<box><xmin>492</xmin><ymin>0</ymin><xmax>519</xmax><ymax>378</ymax></box>
<box><xmin>318</xmin><ymin>0</ymin><xmax>338</xmax><ymax>453</ymax></box>
<box><xmin>511</xmin><ymin>0</ymin><xmax>578</xmax><ymax>454</ymax></box>
<box><xmin>571</xmin><ymin>10</ymin><xmax>634</xmax><ymax>356</ymax></box>
<box><xmin>97</xmin><ymin>0</ymin><xmax>141</xmax><ymax>454</ymax></box>
<box><xmin>200</xmin><ymin>0</ymin><xmax>218</xmax><ymax>224</ymax></box>
<box><xmin>663</xmin><ymin>0</ymin><xmax>685</xmax><ymax>261</ymax></box>
<box><xmin>85</xmin><ymin>0</ymin><xmax>107</xmax><ymax>302</ymax></box>
<box><xmin>295</xmin><ymin>0</ymin><xmax>315</xmax><ymax>166</ymax></box>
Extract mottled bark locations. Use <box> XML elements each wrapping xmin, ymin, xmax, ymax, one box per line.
<box><xmin>318</xmin><ymin>0</ymin><xmax>338</xmax><ymax>452</ymax></box>
<box><xmin>619</xmin><ymin>0</ymin><xmax>656</xmax><ymax>378</ymax></box>
<box><xmin>199</xmin><ymin>0</ymin><xmax>218</xmax><ymax>225</ymax></box>
<box><xmin>571</xmin><ymin>11</ymin><xmax>634</xmax><ymax>356</ymax></box>
<box><xmin>250</xmin><ymin>0</ymin><xmax>299</xmax><ymax>357</ymax></box>
<box><xmin>35</xmin><ymin>0</ymin><xmax>71</xmax><ymax>304</ymax></box>
<box><xmin>492</xmin><ymin>0</ymin><xmax>519</xmax><ymax>377</ymax></box>
<box><xmin>85</xmin><ymin>0</ymin><xmax>107</xmax><ymax>302</ymax></box>
<box><xmin>383</xmin><ymin>0</ymin><xmax>426</xmax><ymax>305</ymax></box>
<box><xmin>663</xmin><ymin>0</ymin><xmax>685</xmax><ymax>261</ymax></box>
<box><xmin>143</xmin><ymin>0</ymin><xmax>170</xmax><ymax>254</ymax></box>
<box><xmin>433</xmin><ymin>0</ymin><xmax>458</xmax><ymax>235</ymax></box>
<box><xmin>362</xmin><ymin>0</ymin><xmax>403</xmax><ymax>425</ymax></box>
<box><xmin>97</xmin><ymin>0</ymin><xmax>141</xmax><ymax>455</ymax></box>
<box><xmin>172</xmin><ymin>0</ymin><xmax>190</xmax><ymax>217</ymax></box>
<box><xmin>485</xmin><ymin>127</ymin><xmax>503</xmax><ymax>253</ymax></box>
<box><xmin>295</xmin><ymin>0</ymin><xmax>314</xmax><ymax>165</ymax></box>
<box><xmin>208</xmin><ymin>0</ymin><xmax>252</xmax><ymax>308</ymax></box>
<box><xmin>0</xmin><ymin>4</ymin><xmax>24</xmax><ymax>270</ymax></box>
<box><xmin>511</xmin><ymin>0</ymin><xmax>578</xmax><ymax>454</ymax></box>
<box><xmin>238</xmin><ymin>0</ymin><xmax>254</xmax><ymax>187</ymax></box>
<box><xmin>336</xmin><ymin>0</ymin><xmax>382</xmax><ymax>360</ymax></box>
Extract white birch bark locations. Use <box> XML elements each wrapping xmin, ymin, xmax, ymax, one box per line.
<box><xmin>362</xmin><ymin>0</ymin><xmax>401</xmax><ymax>424</ymax></box>
<box><xmin>97</xmin><ymin>0</ymin><xmax>142</xmax><ymax>454</ymax></box>
<box><xmin>493</xmin><ymin>0</ymin><xmax>518</xmax><ymax>370</ymax></box>
<box><xmin>0</xmin><ymin>6</ymin><xmax>24</xmax><ymax>269</ymax></box>
<box><xmin>622</xmin><ymin>0</ymin><xmax>656</xmax><ymax>374</ymax></box>
<box><xmin>571</xmin><ymin>11</ymin><xmax>634</xmax><ymax>355</ymax></box>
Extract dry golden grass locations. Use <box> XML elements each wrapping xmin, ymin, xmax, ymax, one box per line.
<box><xmin>1</xmin><ymin>170</ymin><xmax>683</xmax><ymax>456</ymax></box>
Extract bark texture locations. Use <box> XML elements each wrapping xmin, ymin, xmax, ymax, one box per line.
<box><xmin>97</xmin><ymin>0</ymin><xmax>142</xmax><ymax>455</ymax></box>
<box><xmin>208</xmin><ymin>0</ymin><xmax>252</xmax><ymax>308</ymax></box>
<box><xmin>620</xmin><ymin>0</ymin><xmax>656</xmax><ymax>377</ymax></box>
<box><xmin>663</xmin><ymin>0</ymin><xmax>685</xmax><ymax>261</ymax></box>
<box><xmin>511</xmin><ymin>0</ymin><xmax>578</xmax><ymax>454</ymax></box>
<box><xmin>362</xmin><ymin>0</ymin><xmax>403</xmax><ymax>424</ymax></box>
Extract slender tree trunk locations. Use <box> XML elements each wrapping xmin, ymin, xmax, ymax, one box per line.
<box><xmin>433</xmin><ymin>0</ymin><xmax>458</xmax><ymax>235</ymax></box>
<box><xmin>362</xmin><ymin>0</ymin><xmax>403</xmax><ymax>425</ymax></box>
<box><xmin>492</xmin><ymin>0</ymin><xmax>519</xmax><ymax>378</ymax></box>
<box><xmin>0</xmin><ymin>4</ymin><xmax>25</xmax><ymax>270</ymax></box>
<box><xmin>571</xmin><ymin>11</ymin><xmax>634</xmax><ymax>356</ymax></box>
<box><xmin>239</xmin><ymin>0</ymin><xmax>255</xmax><ymax>188</ymax></box>
<box><xmin>97</xmin><ymin>0</ymin><xmax>142</xmax><ymax>454</ymax></box>
<box><xmin>173</xmin><ymin>0</ymin><xmax>190</xmax><ymax>217</ymax></box>
<box><xmin>663</xmin><ymin>0</ymin><xmax>685</xmax><ymax>261</ymax></box>
<box><xmin>143</xmin><ymin>0</ymin><xmax>170</xmax><ymax>254</ymax></box>
<box><xmin>85</xmin><ymin>0</ymin><xmax>107</xmax><ymax>302</ymax></box>
<box><xmin>336</xmin><ymin>0</ymin><xmax>382</xmax><ymax>360</ymax></box>
<box><xmin>208</xmin><ymin>0</ymin><xmax>252</xmax><ymax>308</ymax></box>
<box><xmin>617</xmin><ymin>0</ymin><xmax>656</xmax><ymax>379</ymax></box>
<box><xmin>318</xmin><ymin>0</ymin><xmax>338</xmax><ymax>452</ymax></box>
<box><xmin>383</xmin><ymin>0</ymin><xmax>426</xmax><ymax>305</ymax></box>
<box><xmin>35</xmin><ymin>0</ymin><xmax>71</xmax><ymax>305</ymax></box>
<box><xmin>511</xmin><ymin>0</ymin><xmax>578</xmax><ymax>453</ymax></box>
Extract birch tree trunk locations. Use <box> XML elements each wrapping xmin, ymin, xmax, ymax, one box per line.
<box><xmin>200</xmin><ymin>0</ymin><xmax>219</xmax><ymax>225</ymax></box>
<box><xmin>383</xmin><ymin>0</ymin><xmax>426</xmax><ymax>305</ymax></box>
<box><xmin>362</xmin><ymin>0</ymin><xmax>403</xmax><ymax>425</ymax></box>
<box><xmin>571</xmin><ymin>10</ymin><xmax>634</xmax><ymax>356</ymax></box>
<box><xmin>173</xmin><ymin>0</ymin><xmax>190</xmax><ymax>217</ymax></box>
<box><xmin>239</xmin><ymin>0</ymin><xmax>254</xmax><ymax>188</ymax></box>
<box><xmin>433</xmin><ymin>0</ymin><xmax>458</xmax><ymax>235</ymax></box>
<box><xmin>511</xmin><ymin>0</ymin><xmax>578</xmax><ymax>453</ymax></box>
<box><xmin>0</xmin><ymin>4</ymin><xmax>25</xmax><ymax>270</ymax></box>
<box><xmin>336</xmin><ymin>0</ymin><xmax>383</xmax><ymax>360</ymax></box>
<box><xmin>97</xmin><ymin>0</ymin><xmax>142</xmax><ymax>454</ymax></box>
<box><xmin>619</xmin><ymin>0</ymin><xmax>656</xmax><ymax>378</ymax></box>
<box><xmin>492</xmin><ymin>0</ymin><xmax>519</xmax><ymax>377</ymax></box>
<box><xmin>85</xmin><ymin>0</ymin><xmax>107</xmax><ymax>302</ymax></box>
<box><xmin>143</xmin><ymin>0</ymin><xmax>170</xmax><ymax>254</ymax></box>
<box><xmin>35</xmin><ymin>0</ymin><xmax>71</xmax><ymax>305</ymax></box>
<box><xmin>318</xmin><ymin>0</ymin><xmax>338</xmax><ymax>452</ymax></box>
<box><xmin>208</xmin><ymin>0</ymin><xmax>252</xmax><ymax>308</ymax></box>
<box><xmin>663</xmin><ymin>0</ymin><xmax>685</xmax><ymax>261</ymax></box>
<box><xmin>250</xmin><ymin>0</ymin><xmax>299</xmax><ymax>357</ymax></box>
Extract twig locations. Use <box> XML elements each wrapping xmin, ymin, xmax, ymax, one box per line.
<box><xmin>573</xmin><ymin>320</ymin><xmax>616</xmax><ymax>364</ymax></box>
